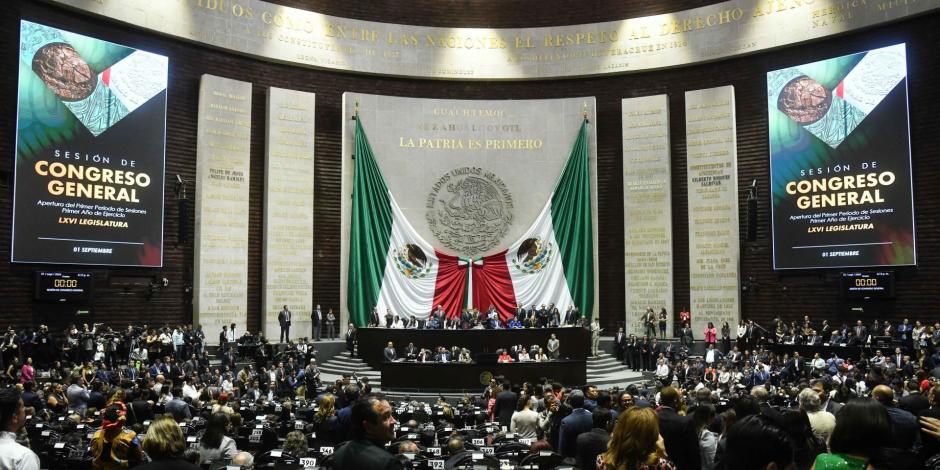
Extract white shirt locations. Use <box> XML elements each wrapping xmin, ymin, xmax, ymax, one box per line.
<box><xmin>0</xmin><ymin>431</ymin><xmax>40</xmax><ymax>470</ymax></box>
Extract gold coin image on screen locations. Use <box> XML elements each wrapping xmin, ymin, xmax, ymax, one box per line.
<box><xmin>777</xmin><ymin>75</ymin><xmax>831</xmax><ymax>125</ymax></box>
<box><xmin>31</xmin><ymin>42</ymin><xmax>97</xmax><ymax>101</ymax></box>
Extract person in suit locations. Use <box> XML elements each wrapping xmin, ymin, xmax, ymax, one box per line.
<box><xmin>310</xmin><ymin>305</ymin><xmax>322</xmax><ymax>341</ymax></box>
<box><xmin>810</xmin><ymin>378</ymin><xmax>843</xmax><ymax>416</ymax></box>
<box><xmin>332</xmin><ymin>395</ymin><xmax>403</xmax><ymax>470</ymax></box>
<box><xmin>576</xmin><ymin>409</ymin><xmax>612</xmax><ymax>470</ymax></box>
<box><xmin>854</xmin><ymin>320</ymin><xmax>869</xmax><ymax>344</ymax></box>
<box><xmin>384</xmin><ymin>309</ymin><xmax>394</xmax><ymax>329</ymax></box>
<box><xmin>613</xmin><ymin>327</ymin><xmax>626</xmax><ymax>362</ymax></box>
<box><xmin>657</xmin><ymin>386</ymin><xmax>701</xmax><ymax>470</ymax></box>
<box><xmin>369</xmin><ymin>308</ymin><xmax>381</xmax><ymax>327</ymax></box>
<box><xmin>403</xmin><ymin>342</ymin><xmax>418</xmax><ymax>361</ymax></box>
<box><xmin>492</xmin><ymin>381</ymin><xmax>518</xmax><ymax>428</ymax></box>
<box><xmin>872</xmin><ymin>384</ymin><xmax>919</xmax><ymax>450</ymax></box>
<box><xmin>345</xmin><ymin>324</ymin><xmax>358</xmax><ymax>357</ymax></box>
<box><xmin>382</xmin><ymin>342</ymin><xmax>397</xmax><ymax>362</ymax></box>
<box><xmin>642</xmin><ymin>308</ymin><xmax>656</xmax><ymax>338</ymax></box>
<box><xmin>435</xmin><ymin>347</ymin><xmax>451</xmax><ymax>363</ymax></box>
<box><xmin>628</xmin><ymin>335</ymin><xmax>641</xmax><ymax>371</ymax></box>
<box><xmin>558</xmin><ymin>391</ymin><xmax>592</xmax><ymax>458</ymax></box>
<box><xmin>278</xmin><ymin>305</ymin><xmax>292</xmax><ymax>343</ymax></box>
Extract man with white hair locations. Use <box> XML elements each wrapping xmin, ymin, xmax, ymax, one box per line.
<box><xmin>798</xmin><ymin>387</ymin><xmax>835</xmax><ymax>443</ymax></box>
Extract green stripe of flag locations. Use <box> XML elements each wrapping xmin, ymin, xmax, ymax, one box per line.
<box><xmin>550</xmin><ymin>119</ymin><xmax>594</xmax><ymax>319</ymax></box>
<box><xmin>347</xmin><ymin>117</ymin><xmax>394</xmax><ymax>326</ymax></box>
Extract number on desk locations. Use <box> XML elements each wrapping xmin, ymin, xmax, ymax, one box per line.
<box><xmin>472</xmin><ymin>438</ymin><xmax>485</xmax><ymax>446</ymax></box>
<box><xmin>482</xmin><ymin>446</ymin><xmax>494</xmax><ymax>455</ymax></box>
<box><xmin>320</xmin><ymin>446</ymin><xmax>334</xmax><ymax>455</ymax></box>
<box><xmin>299</xmin><ymin>457</ymin><xmax>316</xmax><ymax>468</ymax></box>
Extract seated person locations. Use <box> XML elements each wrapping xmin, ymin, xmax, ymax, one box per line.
<box><xmin>458</xmin><ymin>348</ymin><xmax>472</xmax><ymax>363</ymax></box>
<box><xmin>507</xmin><ymin>316</ymin><xmax>523</xmax><ymax>329</ymax></box>
<box><xmin>517</xmin><ymin>348</ymin><xmax>531</xmax><ymax>362</ymax></box>
<box><xmin>497</xmin><ymin>350</ymin><xmax>514</xmax><ymax>363</ymax></box>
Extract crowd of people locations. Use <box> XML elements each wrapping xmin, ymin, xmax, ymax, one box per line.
<box><xmin>368</xmin><ymin>303</ymin><xmax>587</xmax><ymax>330</ymax></box>
<box><xmin>3</xmin><ymin>314</ymin><xmax>940</xmax><ymax>469</ymax></box>
<box><xmin>381</xmin><ymin>334</ymin><xmax>564</xmax><ymax>364</ymax></box>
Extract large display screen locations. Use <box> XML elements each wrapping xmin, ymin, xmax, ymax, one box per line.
<box><xmin>767</xmin><ymin>44</ymin><xmax>915</xmax><ymax>270</ymax></box>
<box><xmin>12</xmin><ymin>21</ymin><xmax>167</xmax><ymax>266</ymax></box>
<box><xmin>841</xmin><ymin>271</ymin><xmax>894</xmax><ymax>299</ymax></box>
<box><xmin>35</xmin><ymin>271</ymin><xmax>93</xmax><ymax>301</ymax></box>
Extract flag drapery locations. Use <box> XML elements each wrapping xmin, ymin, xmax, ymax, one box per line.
<box><xmin>347</xmin><ymin>116</ymin><xmax>593</xmax><ymax>325</ymax></box>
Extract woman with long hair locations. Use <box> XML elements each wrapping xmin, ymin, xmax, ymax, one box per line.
<box><xmin>312</xmin><ymin>393</ymin><xmax>339</xmax><ymax>443</ymax></box>
<box><xmin>198</xmin><ymin>412</ymin><xmax>238</xmax><ymax>464</ymax></box>
<box><xmin>692</xmin><ymin>404</ymin><xmax>718</xmax><ymax>470</ymax></box>
<box><xmin>598</xmin><ymin>407</ymin><xmax>675</xmax><ymax>470</ymax></box>
<box><xmin>19</xmin><ymin>357</ymin><xmax>34</xmax><ymax>384</ymax></box>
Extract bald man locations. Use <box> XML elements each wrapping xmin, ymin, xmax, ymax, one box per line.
<box><xmin>872</xmin><ymin>384</ymin><xmax>919</xmax><ymax>450</ymax></box>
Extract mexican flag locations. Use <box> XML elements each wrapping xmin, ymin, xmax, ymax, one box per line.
<box><xmin>347</xmin><ymin>116</ymin><xmax>593</xmax><ymax>325</ymax></box>
<box><xmin>474</xmin><ymin>120</ymin><xmax>594</xmax><ymax>321</ymax></box>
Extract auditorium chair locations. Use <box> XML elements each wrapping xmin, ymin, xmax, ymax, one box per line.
<box><xmin>517</xmin><ymin>450</ymin><xmax>566</xmax><ymax>470</ymax></box>
<box><xmin>253</xmin><ymin>449</ymin><xmax>301</xmax><ymax>468</ymax></box>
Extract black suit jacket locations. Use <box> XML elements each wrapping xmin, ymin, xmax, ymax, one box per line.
<box><xmin>493</xmin><ymin>390</ymin><xmax>518</xmax><ymax>428</ymax></box>
<box><xmin>657</xmin><ymin>407</ymin><xmax>701</xmax><ymax>470</ymax></box>
<box><xmin>576</xmin><ymin>428</ymin><xmax>610</xmax><ymax>470</ymax></box>
<box><xmin>333</xmin><ymin>438</ymin><xmax>403</xmax><ymax>470</ymax></box>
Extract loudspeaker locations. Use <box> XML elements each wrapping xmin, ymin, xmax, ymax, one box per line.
<box><xmin>178</xmin><ymin>199</ymin><xmax>189</xmax><ymax>245</ymax></box>
<box><xmin>746</xmin><ymin>196</ymin><xmax>757</xmax><ymax>242</ymax></box>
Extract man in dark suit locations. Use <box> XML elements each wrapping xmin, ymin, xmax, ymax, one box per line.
<box><xmin>311</xmin><ymin>305</ymin><xmax>322</xmax><ymax>341</ymax></box>
<box><xmin>369</xmin><ymin>308</ymin><xmax>381</xmax><ymax>327</ymax></box>
<box><xmin>278</xmin><ymin>305</ymin><xmax>292</xmax><ymax>343</ymax></box>
<box><xmin>384</xmin><ymin>309</ymin><xmax>394</xmax><ymax>329</ymax></box>
<box><xmin>403</xmin><ymin>342</ymin><xmax>418</xmax><ymax>361</ymax></box>
<box><xmin>576</xmin><ymin>409</ymin><xmax>612</xmax><ymax>470</ymax></box>
<box><xmin>492</xmin><ymin>381</ymin><xmax>518</xmax><ymax>428</ymax></box>
<box><xmin>333</xmin><ymin>394</ymin><xmax>403</xmax><ymax>470</ymax></box>
<box><xmin>657</xmin><ymin>386</ymin><xmax>701</xmax><ymax>470</ymax></box>
<box><xmin>899</xmin><ymin>379</ymin><xmax>929</xmax><ymax>417</ymax></box>
<box><xmin>558</xmin><ymin>392</ymin><xmax>592</xmax><ymax>458</ymax></box>
<box><xmin>613</xmin><ymin>327</ymin><xmax>626</xmax><ymax>362</ymax></box>
<box><xmin>810</xmin><ymin>378</ymin><xmax>843</xmax><ymax>416</ymax></box>
<box><xmin>383</xmin><ymin>342</ymin><xmax>397</xmax><ymax>362</ymax></box>
<box><xmin>873</xmin><ymin>384</ymin><xmax>919</xmax><ymax>451</ymax></box>
<box><xmin>628</xmin><ymin>335</ymin><xmax>641</xmax><ymax>371</ymax></box>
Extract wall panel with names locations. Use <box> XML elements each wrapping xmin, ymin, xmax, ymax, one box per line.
<box><xmin>685</xmin><ymin>86</ymin><xmax>740</xmax><ymax>335</ymax></box>
<box><xmin>623</xmin><ymin>95</ymin><xmax>673</xmax><ymax>337</ymax></box>
<box><xmin>194</xmin><ymin>75</ymin><xmax>252</xmax><ymax>344</ymax></box>
<box><xmin>263</xmin><ymin>88</ymin><xmax>315</xmax><ymax>341</ymax></box>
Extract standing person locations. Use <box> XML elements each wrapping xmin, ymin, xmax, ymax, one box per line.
<box><xmin>279</xmin><ymin>305</ymin><xmax>292</xmax><ymax>343</ymax></box>
<box><xmin>326</xmin><ymin>308</ymin><xmax>337</xmax><ymax>340</ymax></box>
<box><xmin>547</xmin><ymin>334</ymin><xmax>560</xmax><ymax>360</ymax></box>
<box><xmin>345</xmin><ymin>323</ymin><xmax>358</xmax><ymax>357</ymax></box>
<box><xmin>332</xmin><ymin>394</ymin><xmax>403</xmax><ymax>470</ymax></box>
<box><xmin>704</xmin><ymin>322</ymin><xmax>717</xmax><ymax>349</ymax></box>
<box><xmin>597</xmin><ymin>407</ymin><xmax>675</xmax><ymax>470</ymax></box>
<box><xmin>659</xmin><ymin>308</ymin><xmax>668</xmax><ymax>339</ymax></box>
<box><xmin>643</xmin><ymin>308</ymin><xmax>657</xmax><ymax>339</ymax></box>
<box><xmin>0</xmin><ymin>387</ymin><xmax>40</xmax><ymax>470</ymax></box>
<box><xmin>720</xmin><ymin>322</ymin><xmax>732</xmax><ymax>354</ymax></box>
<box><xmin>311</xmin><ymin>304</ymin><xmax>323</xmax><ymax>341</ymax></box>
<box><xmin>656</xmin><ymin>387</ymin><xmax>701</xmax><ymax>470</ymax></box>
<box><xmin>591</xmin><ymin>319</ymin><xmax>603</xmax><ymax>357</ymax></box>
<box><xmin>614</xmin><ymin>327</ymin><xmax>626</xmax><ymax>363</ymax></box>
